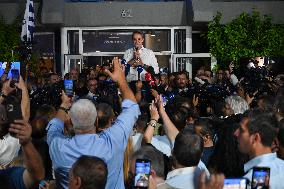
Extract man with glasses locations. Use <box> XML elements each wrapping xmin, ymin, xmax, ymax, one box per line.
<box><xmin>124</xmin><ymin>31</ymin><xmax>159</xmax><ymax>82</ymax></box>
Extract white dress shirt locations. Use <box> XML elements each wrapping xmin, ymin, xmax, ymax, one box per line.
<box><xmin>0</xmin><ymin>133</ymin><xmax>20</xmax><ymax>167</ymax></box>
<box><xmin>124</xmin><ymin>46</ymin><xmax>159</xmax><ymax>82</ymax></box>
<box><xmin>243</xmin><ymin>153</ymin><xmax>284</xmax><ymax>189</ymax></box>
<box><xmin>165</xmin><ymin>166</ymin><xmax>203</xmax><ymax>189</ymax></box>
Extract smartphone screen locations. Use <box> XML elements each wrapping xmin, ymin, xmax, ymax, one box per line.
<box><xmin>134</xmin><ymin>159</ymin><xmax>151</xmax><ymax>188</ymax></box>
<box><xmin>64</xmin><ymin>80</ymin><xmax>74</xmax><ymax>97</ymax></box>
<box><xmin>252</xmin><ymin>167</ymin><xmax>270</xmax><ymax>189</ymax></box>
<box><xmin>10</xmin><ymin>69</ymin><xmax>20</xmax><ymax>88</ymax></box>
<box><xmin>223</xmin><ymin>178</ymin><xmax>247</xmax><ymax>189</ymax></box>
<box><xmin>11</xmin><ymin>69</ymin><xmax>20</xmax><ymax>82</ymax></box>
<box><xmin>162</xmin><ymin>95</ymin><xmax>168</xmax><ymax>106</ymax></box>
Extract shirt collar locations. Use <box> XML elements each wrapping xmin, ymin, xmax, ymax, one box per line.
<box><xmin>87</xmin><ymin>91</ymin><xmax>96</xmax><ymax>97</ymax></box>
<box><xmin>244</xmin><ymin>153</ymin><xmax>277</xmax><ymax>173</ymax></box>
<box><xmin>166</xmin><ymin>166</ymin><xmax>196</xmax><ymax>180</ymax></box>
<box><xmin>133</xmin><ymin>46</ymin><xmax>145</xmax><ymax>51</ymax></box>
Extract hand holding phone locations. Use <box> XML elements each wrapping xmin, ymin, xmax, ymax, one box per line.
<box><xmin>252</xmin><ymin>167</ymin><xmax>270</xmax><ymax>189</ymax></box>
<box><xmin>134</xmin><ymin>159</ymin><xmax>151</xmax><ymax>188</ymax></box>
<box><xmin>10</xmin><ymin>69</ymin><xmax>20</xmax><ymax>88</ymax></box>
<box><xmin>64</xmin><ymin>80</ymin><xmax>74</xmax><ymax>97</ymax></box>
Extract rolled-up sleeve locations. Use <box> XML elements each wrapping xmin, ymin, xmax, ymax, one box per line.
<box><xmin>102</xmin><ymin>99</ymin><xmax>140</xmax><ymax>149</ymax></box>
<box><xmin>46</xmin><ymin>118</ymin><xmax>65</xmax><ymax>146</ymax></box>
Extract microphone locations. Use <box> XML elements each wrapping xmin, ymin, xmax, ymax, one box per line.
<box><xmin>134</xmin><ymin>46</ymin><xmax>140</xmax><ymax>62</ymax></box>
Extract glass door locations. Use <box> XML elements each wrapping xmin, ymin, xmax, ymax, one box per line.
<box><xmin>171</xmin><ymin>53</ymin><xmax>216</xmax><ymax>78</ymax></box>
<box><xmin>64</xmin><ymin>54</ymin><xmax>83</xmax><ymax>75</ymax></box>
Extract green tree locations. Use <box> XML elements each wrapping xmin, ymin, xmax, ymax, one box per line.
<box><xmin>0</xmin><ymin>17</ymin><xmax>21</xmax><ymax>63</ymax></box>
<box><xmin>207</xmin><ymin>10</ymin><xmax>284</xmax><ymax>67</ymax></box>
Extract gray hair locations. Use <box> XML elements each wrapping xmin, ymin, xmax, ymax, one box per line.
<box><xmin>225</xmin><ymin>95</ymin><xmax>249</xmax><ymax>114</ymax></box>
<box><xmin>70</xmin><ymin>99</ymin><xmax>97</xmax><ymax>131</ymax></box>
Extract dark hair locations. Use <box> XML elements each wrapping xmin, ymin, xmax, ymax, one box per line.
<box><xmin>32</xmin><ymin>139</ymin><xmax>53</xmax><ymax>180</ymax></box>
<box><xmin>31</xmin><ymin>117</ymin><xmax>48</xmax><ymax>139</ymax></box>
<box><xmin>173</xmin><ymin>129</ymin><xmax>203</xmax><ymax>167</ymax></box>
<box><xmin>257</xmin><ymin>95</ymin><xmax>275</xmax><ymax>111</ymax></box>
<box><xmin>165</xmin><ymin>105</ymin><xmax>188</xmax><ymax>131</ymax></box>
<box><xmin>207</xmin><ymin>115</ymin><xmax>249</xmax><ymax>177</ymax></box>
<box><xmin>278</xmin><ymin>128</ymin><xmax>284</xmax><ymax>147</ymax></box>
<box><xmin>275</xmin><ymin>96</ymin><xmax>284</xmax><ymax>116</ymax></box>
<box><xmin>96</xmin><ymin>103</ymin><xmax>114</xmax><ymax>130</ymax></box>
<box><xmin>48</xmin><ymin>72</ymin><xmax>58</xmax><ymax>79</ymax></box>
<box><xmin>135</xmin><ymin>114</ymin><xmax>149</xmax><ymax>133</ymax></box>
<box><xmin>132</xmin><ymin>31</ymin><xmax>144</xmax><ymax>40</ymax></box>
<box><xmin>72</xmin><ymin>155</ymin><xmax>108</xmax><ymax>189</ymax></box>
<box><xmin>245</xmin><ymin>110</ymin><xmax>278</xmax><ymax>147</ymax></box>
<box><xmin>87</xmin><ymin>77</ymin><xmax>98</xmax><ymax>83</ymax></box>
<box><xmin>176</xmin><ymin>71</ymin><xmax>189</xmax><ymax>79</ymax></box>
<box><xmin>132</xmin><ymin>145</ymin><xmax>165</xmax><ymax>178</ymax></box>
<box><xmin>194</xmin><ymin>118</ymin><xmax>214</xmax><ymax>139</ymax></box>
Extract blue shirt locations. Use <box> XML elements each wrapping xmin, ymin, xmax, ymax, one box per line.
<box><xmin>243</xmin><ymin>153</ymin><xmax>284</xmax><ymax>189</ymax></box>
<box><xmin>47</xmin><ymin>99</ymin><xmax>140</xmax><ymax>189</ymax></box>
<box><xmin>0</xmin><ymin>167</ymin><xmax>26</xmax><ymax>189</ymax></box>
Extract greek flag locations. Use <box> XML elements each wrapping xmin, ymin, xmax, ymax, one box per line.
<box><xmin>21</xmin><ymin>0</ymin><xmax>35</xmax><ymax>42</ymax></box>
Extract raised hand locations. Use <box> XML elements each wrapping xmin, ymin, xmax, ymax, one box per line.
<box><xmin>149</xmin><ymin>101</ymin><xmax>159</xmax><ymax>121</ymax></box>
<box><xmin>2</xmin><ymin>78</ymin><xmax>16</xmax><ymax>95</ymax></box>
<box><xmin>104</xmin><ymin>57</ymin><xmax>126</xmax><ymax>83</ymax></box>
<box><xmin>193</xmin><ymin>94</ymin><xmax>199</xmax><ymax>107</ymax></box>
<box><xmin>9</xmin><ymin>120</ymin><xmax>32</xmax><ymax>145</ymax></box>
<box><xmin>15</xmin><ymin>76</ymin><xmax>27</xmax><ymax>92</ymax></box>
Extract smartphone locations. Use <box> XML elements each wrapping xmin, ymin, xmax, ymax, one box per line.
<box><xmin>64</xmin><ymin>80</ymin><xmax>74</xmax><ymax>97</ymax></box>
<box><xmin>251</xmin><ymin>167</ymin><xmax>270</xmax><ymax>189</ymax></box>
<box><xmin>134</xmin><ymin>159</ymin><xmax>151</xmax><ymax>188</ymax></box>
<box><xmin>10</xmin><ymin>69</ymin><xmax>20</xmax><ymax>87</ymax></box>
<box><xmin>223</xmin><ymin>178</ymin><xmax>248</xmax><ymax>189</ymax></box>
<box><xmin>162</xmin><ymin>95</ymin><xmax>168</xmax><ymax>106</ymax></box>
<box><xmin>4</xmin><ymin>96</ymin><xmax>22</xmax><ymax>136</ymax></box>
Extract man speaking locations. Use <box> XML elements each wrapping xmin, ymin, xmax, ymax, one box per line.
<box><xmin>124</xmin><ymin>31</ymin><xmax>159</xmax><ymax>82</ymax></box>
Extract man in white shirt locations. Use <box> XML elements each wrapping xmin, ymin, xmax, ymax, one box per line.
<box><xmin>165</xmin><ymin>129</ymin><xmax>205</xmax><ymax>189</ymax></box>
<box><xmin>124</xmin><ymin>31</ymin><xmax>159</xmax><ymax>82</ymax></box>
<box><xmin>234</xmin><ymin>110</ymin><xmax>284</xmax><ymax>189</ymax></box>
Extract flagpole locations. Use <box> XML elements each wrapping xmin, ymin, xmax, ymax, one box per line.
<box><xmin>21</xmin><ymin>0</ymin><xmax>34</xmax><ymax>82</ymax></box>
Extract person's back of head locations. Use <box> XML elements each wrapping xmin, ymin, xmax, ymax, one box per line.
<box><xmin>277</xmin><ymin>128</ymin><xmax>284</xmax><ymax>160</ymax></box>
<box><xmin>225</xmin><ymin>95</ymin><xmax>249</xmax><ymax>115</ymax></box>
<box><xmin>257</xmin><ymin>95</ymin><xmax>274</xmax><ymax>111</ymax></box>
<box><xmin>69</xmin><ymin>99</ymin><xmax>97</xmax><ymax>132</ymax></box>
<box><xmin>208</xmin><ymin>115</ymin><xmax>249</xmax><ymax>177</ymax></box>
<box><xmin>194</xmin><ymin>118</ymin><xmax>214</xmax><ymax>146</ymax></box>
<box><xmin>69</xmin><ymin>155</ymin><xmax>108</xmax><ymax>189</ymax></box>
<box><xmin>173</xmin><ymin>129</ymin><xmax>203</xmax><ymax>168</ymax></box>
<box><xmin>166</xmin><ymin>103</ymin><xmax>188</xmax><ymax>131</ymax></box>
<box><xmin>135</xmin><ymin>114</ymin><xmax>148</xmax><ymax>134</ymax></box>
<box><xmin>96</xmin><ymin>103</ymin><xmax>115</xmax><ymax>132</ymax></box>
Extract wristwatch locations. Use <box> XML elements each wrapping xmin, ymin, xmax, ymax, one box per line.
<box><xmin>0</xmin><ymin>91</ymin><xmax>7</xmax><ymax>99</ymax></box>
<box><xmin>147</xmin><ymin>120</ymin><xmax>157</xmax><ymax>129</ymax></box>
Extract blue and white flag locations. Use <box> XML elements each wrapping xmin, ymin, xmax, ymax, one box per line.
<box><xmin>21</xmin><ymin>0</ymin><xmax>35</xmax><ymax>42</ymax></box>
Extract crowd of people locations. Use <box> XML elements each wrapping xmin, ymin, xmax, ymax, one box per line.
<box><xmin>0</xmin><ymin>31</ymin><xmax>284</xmax><ymax>189</ymax></box>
